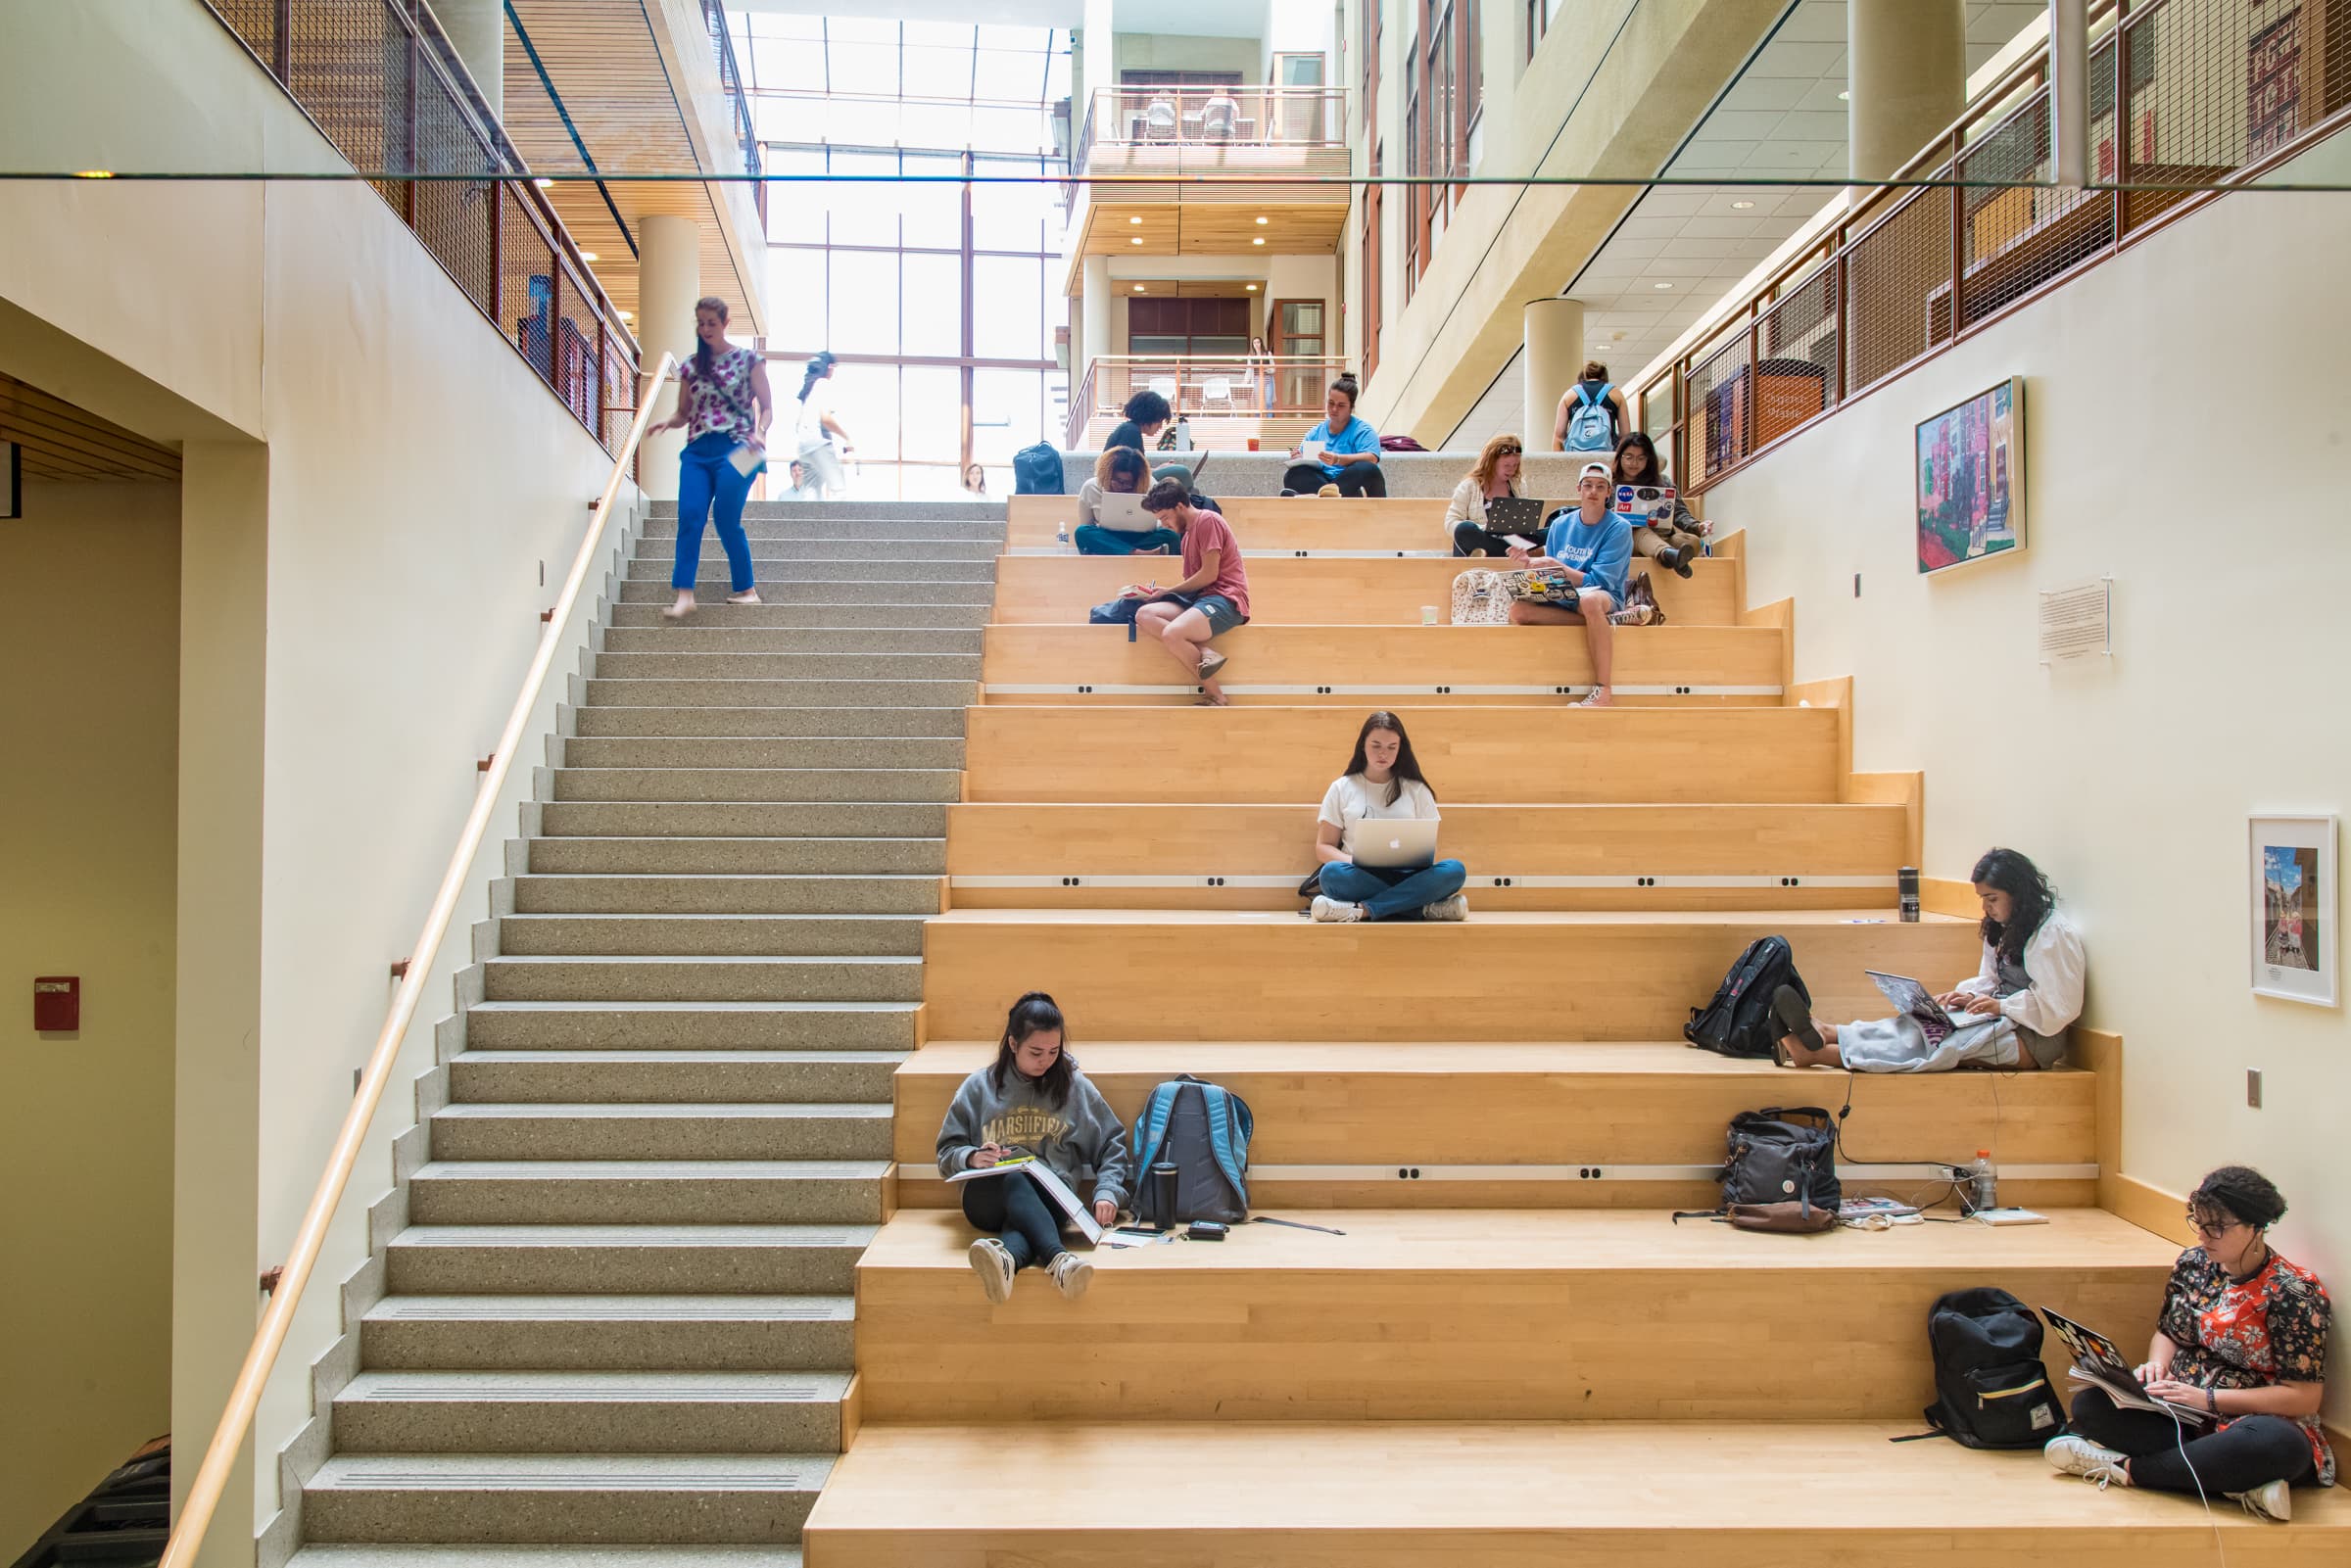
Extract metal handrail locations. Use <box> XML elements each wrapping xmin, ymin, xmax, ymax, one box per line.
<box><xmin>155</xmin><ymin>352</ymin><xmax>679</xmax><ymax>1568</ymax></box>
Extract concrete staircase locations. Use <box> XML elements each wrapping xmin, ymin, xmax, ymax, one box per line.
<box><xmin>291</xmin><ymin>501</ymin><xmax>999</xmax><ymax>1564</ymax></box>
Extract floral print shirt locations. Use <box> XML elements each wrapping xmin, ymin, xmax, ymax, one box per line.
<box><xmin>2158</xmin><ymin>1246</ymin><xmax>2334</xmax><ymax>1486</ymax></box>
<box><xmin>682</xmin><ymin>346</ymin><xmax>759</xmax><ymax>443</ymax></box>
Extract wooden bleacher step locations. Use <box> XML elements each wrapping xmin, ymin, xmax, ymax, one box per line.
<box><xmin>805</xmin><ymin>1421</ymin><xmax>2350</xmax><ymax>1567</ymax></box>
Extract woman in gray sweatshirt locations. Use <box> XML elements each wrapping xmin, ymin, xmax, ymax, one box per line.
<box><xmin>936</xmin><ymin>992</ymin><xmax>1131</xmax><ymax>1304</ymax></box>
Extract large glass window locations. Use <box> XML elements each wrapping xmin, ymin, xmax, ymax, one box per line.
<box><xmin>730</xmin><ymin>15</ymin><xmax>1071</xmax><ymax>499</ymax></box>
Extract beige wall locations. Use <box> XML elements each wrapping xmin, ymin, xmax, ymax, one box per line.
<box><xmin>1708</xmin><ymin>188</ymin><xmax>2349</xmax><ymax>1431</ymax></box>
<box><xmin>0</xmin><ymin>479</ymin><xmax>181</xmax><ymax>1555</ymax></box>
<box><xmin>1114</xmin><ymin>32</ymin><xmax>1265</xmax><ymax>80</ymax></box>
<box><xmin>2</xmin><ymin>3</ymin><xmax>640</xmax><ymax>1555</ymax></box>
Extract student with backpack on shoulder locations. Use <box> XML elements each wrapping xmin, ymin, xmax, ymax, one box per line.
<box><xmin>1553</xmin><ymin>360</ymin><xmax>1627</xmax><ymax>458</ymax></box>
<box><xmin>1309</xmin><ymin>711</ymin><xmax>1467</xmax><ymax>923</ymax></box>
<box><xmin>1770</xmin><ymin>848</ymin><xmax>2083</xmax><ymax>1072</ymax></box>
<box><xmin>937</xmin><ymin>992</ymin><xmax>1128</xmax><ymax>1305</ymax></box>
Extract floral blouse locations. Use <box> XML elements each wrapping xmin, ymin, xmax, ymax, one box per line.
<box><xmin>682</xmin><ymin>346</ymin><xmax>759</xmax><ymax>443</ymax></box>
<box><xmin>2158</xmin><ymin>1246</ymin><xmax>2334</xmax><ymax>1486</ymax></box>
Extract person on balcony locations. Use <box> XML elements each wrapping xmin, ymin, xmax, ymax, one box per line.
<box><xmin>1245</xmin><ymin>336</ymin><xmax>1274</xmax><ymax>410</ymax></box>
<box><xmin>1075</xmin><ymin>447</ymin><xmax>1182</xmax><ymax>556</ymax></box>
<box><xmin>1447</xmin><ymin>434</ymin><xmax>1528</xmax><ymax>555</ymax></box>
<box><xmin>1282</xmin><ymin>376</ymin><xmax>1386</xmax><ymax>498</ymax></box>
<box><xmin>648</xmin><ymin>295</ymin><xmax>771</xmax><ymax>620</ymax></box>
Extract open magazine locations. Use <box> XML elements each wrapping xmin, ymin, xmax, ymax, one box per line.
<box><xmin>2040</xmin><ymin>1307</ymin><xmax>2214</xmax><ymax>1427</ymax></box>
<box><xmin>947</xmin><ymin>1157</ymin><xmax>1105</xmax><ymax>1245</ymax></box>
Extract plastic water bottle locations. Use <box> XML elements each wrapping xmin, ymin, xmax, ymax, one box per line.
<box><xmin>1968</xmin><ymin>1151</ymin><xmax>1997</xmax><ymax>1213</ymax></box>
<box><xmin>1055</xmin><ymin>521</ymin><xmax>1070</xmax><ymax>547</ymax></box>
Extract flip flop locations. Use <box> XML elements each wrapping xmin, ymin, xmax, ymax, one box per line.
<box><xmin>1197</xmin><ymin>649</ymin><xmax>1228</xmax><ymax>682</ymax></box>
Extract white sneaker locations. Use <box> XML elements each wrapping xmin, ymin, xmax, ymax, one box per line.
<box><xmin>2043</xmin><ymin>1434</ymin><xmax>2131</xmax><ymax>1489</ymax></box>
<box><xmin>1047</xmin><ymin>1253</ymin><xmax>1094</xmax><ymax>1301</ymax></box>
<box><xmin>1420</xmin><ymin>894</ymin><xmax>1467</xmax><ymax>922</ymax></box>
<box><xmin>967</xmin><ymin>1237</ymin><xmax>1015</xmax><ymax>1304</ymax></box>
<box><xmin>1311</xmin><ymin>894</ymin><xmax>1364</xmax><ymax>923</ymax></box>
<box><xmin>2228</xmin><ymin>1480</ymin><xmax>2291</xmax><ymax>1523</ymax></box>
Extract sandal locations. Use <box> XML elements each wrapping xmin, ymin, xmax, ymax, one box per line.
<box><xmin>1197</xmin><ymin>649</ymin><xmax>1228</xmax><ymax>682</ymax></box>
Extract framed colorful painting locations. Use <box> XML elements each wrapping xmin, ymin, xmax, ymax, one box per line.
<box><xmin>2249</xmin><ymin>814</ymin><xmax>2337</xmax><ymax>1006</ymax></box>
<box><xmin>1915</xmin><ymin>377</ymin><xmax>2024</xmax><ymax>574</ymax></box>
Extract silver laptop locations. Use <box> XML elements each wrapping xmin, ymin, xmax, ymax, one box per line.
<box><xmin>1864</xmin><ymin>970</ymin><xmax>1985</xmax><ymax>1047</ymax></box>
<box><xmin>1350</xmin><ymin>818</ymin><xmax>1441</xmax><ymax>870</ymax></box>
<box><xmin>1094</xmin><ymin>492</ymin><xmax>1157</xmax><ymax>530</ymax></box>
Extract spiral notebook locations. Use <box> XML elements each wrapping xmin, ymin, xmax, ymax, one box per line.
<box><xmin>946</xmin><ymin>1158</ymin><xmax>1104</xmax><ymax>1244</ymax></box>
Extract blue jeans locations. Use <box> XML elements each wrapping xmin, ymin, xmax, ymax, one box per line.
<box><xmin>673</xmin><ymin>431</ymin><xmax>756</xmax><ymax>593</ymax></box>
<box><xmin>1319</xmin><ymin>859</ymin><xmax>1467</xmax><ymax>920</ymax></box>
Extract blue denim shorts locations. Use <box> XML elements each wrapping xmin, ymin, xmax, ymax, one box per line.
<box><xmin>1192</xmin><ymin>593</ymin><xmax>1248</xmax><ymax>637</ymax></box>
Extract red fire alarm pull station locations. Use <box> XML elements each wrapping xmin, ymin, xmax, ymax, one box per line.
<box><xmin>34</xmin><ymin>976</ymin><xmax>79</xmax><ymax>1031</ymax></box>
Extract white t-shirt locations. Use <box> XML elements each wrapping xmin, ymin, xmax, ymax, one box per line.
<box><xmin>795</xmin><ymin>377</ymin><xmax>835</xmax><ymax>447</ymax></box>
<box><xmin>1318</xmin><ymin>773</ymin><xmax>1439</xmax><ymax>856</ymax></box>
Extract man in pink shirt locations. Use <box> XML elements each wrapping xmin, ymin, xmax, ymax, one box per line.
<box><xmin>1128</xmin><ymin>479</ymin><xmax>1252</xmax><ymax>706</ymax></box>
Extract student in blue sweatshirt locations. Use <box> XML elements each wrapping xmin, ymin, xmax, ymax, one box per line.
<box><xmin>1507</xmin><ymin>462</ymin><xmax>1634</xmax><ymax>706</ymax></box>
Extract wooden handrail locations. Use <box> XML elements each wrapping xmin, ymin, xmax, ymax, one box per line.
<box><xmin>157</xmin><ymin>351</ymin><xmax>679</xmax><ymax>1568</ymax></box>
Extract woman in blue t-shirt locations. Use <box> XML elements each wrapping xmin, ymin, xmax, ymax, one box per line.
<box><xmin>1282</xmin><ymin>376</ymin><xmax>1387</xmax><ymax>498</ymax></box>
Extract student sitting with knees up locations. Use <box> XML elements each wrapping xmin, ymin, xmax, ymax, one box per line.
<box><xmin>1076</xmin><ymin>446</ymin><xmax>1181</xmax><ymax>556</ymax></box>
<box><xmin>1507</xmin><ymin>462</ymin><xmax>1634</xmax><ymax>707</ymax></box>
<box><xmin>2047</xmin><ymin>1164</ymin><xmax>2330</xmax><ymax>1524</ymax></box>
<box><xmin>1447</xmin><ymin>433</ymin><xmax>1529</xmax><ymax>556</ymax></box>
<box><xmin>1282</xmin><ymin>376</ymin><xmax>1387</xmax><ymax>498</ymax></box>
<box><xmin>937</xmin><ymin>991</ymin><xmax>1128</xmax><ymax>1305</ymax></box>
<box><xmin>1310</xmin><ymin>710</ymin><xmax>1468</xmax><ymax>924</ymax></box>
<box><xmin>1121</xmin><ymin>479</ymin><xmax>1251</xmax><ymax>706</ymax></box>
<box><xmin>1613</xmin><ymin>432</ymin><xmax>1708</xmax><ymax>579</ymax></box>
<box><xmin>1773</xmin><ymin>847</ymin><xmax>2084</xmax><ymax>1072</ymax></box>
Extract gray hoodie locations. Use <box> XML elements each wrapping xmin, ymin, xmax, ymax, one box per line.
<box><xmin>935</xmin><ymin>1064</ymin><xmax>1131</xmax><ymax>1207</ymax></box>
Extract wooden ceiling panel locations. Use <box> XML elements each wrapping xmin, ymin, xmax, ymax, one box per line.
<box><xmin>1076</xmin><ymin>202</ymin><xmax>1348</xmax><ymax>268</ymax></box>
<box><xmin>0</xmin><ymin>374</ymin><xmax>179</xmax><ymax>483</ymax></box>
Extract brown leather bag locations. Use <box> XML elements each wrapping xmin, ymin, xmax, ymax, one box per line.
<box><xmin>1726</xmin><ymin>1200</ymin><xmax>1838</xmax><ymax>1234</ymax></box>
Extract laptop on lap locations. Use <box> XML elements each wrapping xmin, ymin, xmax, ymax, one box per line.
<box><xmin>1350</xmin><ymin>819</ymin><xmax>1441</xmax><ymax>870</ymax></box>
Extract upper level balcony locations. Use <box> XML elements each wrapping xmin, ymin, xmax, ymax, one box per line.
<box><xmin>1068</xmin><ymin>354</ymin><xmax>1351</xmax><ymax>451</ymax></box>
<box><xmin>1064</xmin><ymin>85</ymin><xmax>1353</xmax><ymax>261</ymax></box>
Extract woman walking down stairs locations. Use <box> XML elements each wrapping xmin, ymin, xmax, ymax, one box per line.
<box><xmin>279</xmin><ymin>499</ymin><xmax>998</xmax><ymax>1562</ymax></box>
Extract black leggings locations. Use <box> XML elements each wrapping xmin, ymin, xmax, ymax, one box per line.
<box><xmin>2068</xmin><ymin>1387</ymin><xmax>2317</xmax><ymax>1495</ymax></box>
<box><xmin>1283</xmin><ymin>461</ymin><xmax>1387</xmax><ymax>498</ymax></box>
<box><xmin>961</xmin><ymin>1170</ymin><xmax>1068</xmax><ymax>1271</ymax></box>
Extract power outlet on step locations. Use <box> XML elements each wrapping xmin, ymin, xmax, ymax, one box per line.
<box><xmin>2246</xmin><ymin>1069</ymin><xmax>2263</xmax><ymax>1109</ymax></box>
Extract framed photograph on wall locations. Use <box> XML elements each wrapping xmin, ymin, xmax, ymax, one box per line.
<box><xmin>2249</xmin><ymin>814</ymin><xmax>2336</xmax><ymax>1006</ymax></box>
<box><xmin>1915</xmin><ymin>377</ymin><xmax>2025</xmax><ymax>574</ymax></box>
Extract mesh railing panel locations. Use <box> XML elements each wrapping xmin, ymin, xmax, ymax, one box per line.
<box><xmin>1955</xmin><ymin>57</ymin><xmax>2117</xmax><ymax>328</ymax></box>
<box><xmin>503</xmin><ymin>185</ymin><xmax>558</xmax><ymax>387</ymax></box>
<box><xmin>409</xmin><ymin>70</ymin><xmax>498</xmax><ymax>318</ymax></box>
<box><xmin>1683</xmin><ymin>327</ymin><xmax>1752</xmax><ymax>491</ymax></box>
<box><xmin>1843</xmin><ymin>177</ymin><xmax>1954</xmax><ymax>398</ymax></box>
<box><xmin>556</xmin><ymin>258</ymin><xmax>602</xmax><ymax>433</ymax></box>
<box><xmin>211</xmin><ymin>1</ymin><xmax>282</xmax><ymax>70</ymax></box>
<box><xmin>1753</xmin><ymin>265</ymin><xmax>1838</xmax><ymax>448</ymax></box>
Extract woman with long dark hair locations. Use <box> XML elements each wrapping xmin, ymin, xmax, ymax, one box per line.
<box><xmin>936</xmin><ymin>992</ymin><xmax>1129</xmax><ymax>1304</ymax></box>
<box><xmin>1310</xmin><ymin>711</ymin><xmax>1467</xmax><ymax>923</ymax></box>
<box><xmin>648</xmin><ymin>296</ymin><xmax>772</xmax><ymax>619</ymax></box>
<box><xmin>1771</xmin><ymin>847</ymin><xmax>2085</xmax><ymax>1071</ymax></box>
<box><xmin>1282</xmin><ymin>376</ymin><xmax>1386</xmax><ymax>498</ymax></box>
<box><xmin>1612</xmin><ymin>432</ymin><xmax>1708</xmax><ymax>578</ymax></box>
<box><xmin>2047</xmin><ymin>1165</ymin><xmax>2331</xmax><ymax>1522</ymax></box>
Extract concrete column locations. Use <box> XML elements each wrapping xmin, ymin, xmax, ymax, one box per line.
<box><xmin>637</xmin><ymin>215</ymin><xmax>701</xmax><ymax>499</ymax></box>
<box><xmin>435</xmin><ymin>0</ymin><xmax>504</xmax><ymax>123</ymax></box>
<box><xmin>1522</xmin><ymin>297</ymin><xmax>1586</xmax><ymax>452</ymax></box>
<box><xmin>1847</xmin><ymin>0</ymin><xmax>1966</xmax><ymax>182</ymax></box>
<box><xmin>1079</xmin><ymin>0</ymin><xmax>1117</xmax><ymax>119</ymax></box>
<box><xmin>1080</xmin><ymin>255</ymin><xmax>1111</xmax><ymax>431</ymax></box>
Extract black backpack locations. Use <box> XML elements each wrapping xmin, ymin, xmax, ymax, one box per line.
<box><xmin>1921</xmin><ymin>1288</ymin><xmax>2063</xmax><ymax>1448</ymax></box>
<box><xmin>1686</xmin><ymin>935</ymin><xmax>1807</xmax><ymax>1059</ymax></box>
<box><xmin>1719</xmin><ymin>1106</ymin><xmax>1841</xmax><ymax>1231</ymax></box>
<box><xmin>1012</xmin><ymin>441</ymin><xmax>1063</xmax><ymax>495</ymax></box>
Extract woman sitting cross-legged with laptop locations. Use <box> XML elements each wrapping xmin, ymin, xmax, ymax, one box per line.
<box><xmin>1446</xmin><ymin>434</ymin><xmax>1545</xmax><ymax>557</ymax></box>
<box><xmin>1770</xmin><ymin>847</ymin><xmax>2083</xmax><ymax>1072</ymax></box>
<box><xmin>1075</xmin><ymin>447</ymin><xmax>1181</xmax><ymax>555</ymax></box>
<box><xmin>1310</xmin><ymin>711</ymin><xmax>1468</xmax><ymax>924</ymax></box>
<box><xmin>2046</xmin><ymin>1164</ymin><xmax>2330</xmax><ymax>1524</ymax></box>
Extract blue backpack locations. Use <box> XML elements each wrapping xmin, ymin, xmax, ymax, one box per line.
<box><xmin>1564</xmin><ymin>381</ymin><xmax>1616</xmax><ymax>451</ymax></box>
<box><xmin>1129</xmin><ymin>1075</ymin><xmax>1253</xmax><ymax>1224</ymax></box>
<box><xmin>1012</xmin><ymin>441</ymin><xmax>1064</xmax><ymax>495</ymax></box>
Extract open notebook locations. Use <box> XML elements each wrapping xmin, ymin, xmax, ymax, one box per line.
<box><xmin>947</xmin><ymin>1158</ymin><xmax>1104</xmax><ymax>1244</ymax></box>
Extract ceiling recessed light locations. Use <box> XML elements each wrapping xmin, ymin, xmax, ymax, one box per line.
<box><xmin>534</xmin><ymin>177</ymin><xmax>553</xmax><ymax>188</ymax></box>
<box><xmin>1245</xmin><ymin>283</ymin><xmax>1259</xmax><ymax>291</ymax></box>
<box><xmin>617</xmin><ymin>309</ymin><xmax>633</xmax><ymax>318</ymax></box>
<box><xmin>1129</xmin><ymin>215</ymin><xmax>1143</xmax><ymax>225</ymax></box>
<box><xmin>1254</xmin><ymin>215</ymin><xmax>1268</xmax><ymax>225</ymax></box>
<box><xmin>1132</xmin><ymin>284</ymin><xmax>1145</xmax><ymax>292</ymax></box>
<box><xmin>578</xmin><ymin>250</ymin><xmax>600</xmax><ymax>261</ymax></box>
<box><xmin>1252</xmin><ymin>236</ymin><xmax>1265</xmax><ymax>245</ymax></box>
<box><xmin>1729</xmin><ymin>201</ymin><xmax>1754</xmax><ymax>211</ymax></box>
<box><xmin>1130</xmin><ymin>236</ymin><xmax>1144</xmax><ymax>244</ymax></box>
<box><xmin>1653</xmin><ymin>282</ymin><xmax>1673</xmax><ymax>290</ymax></box>
<box><xmin>1837</xmin><ymin>90</ymin><xmax>1849</xmax><ymax>101</ymax></box>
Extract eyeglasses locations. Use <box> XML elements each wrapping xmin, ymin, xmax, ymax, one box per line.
<box><xmin>1498</xmin><ymin>445</ymin><xmax>1521</xmax><ymax>454</ymax></box>
<box><xmin>2185</xmin><ymin>1213</ymin><xmax>2240</xmax><ymax>1241</ymax></box>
